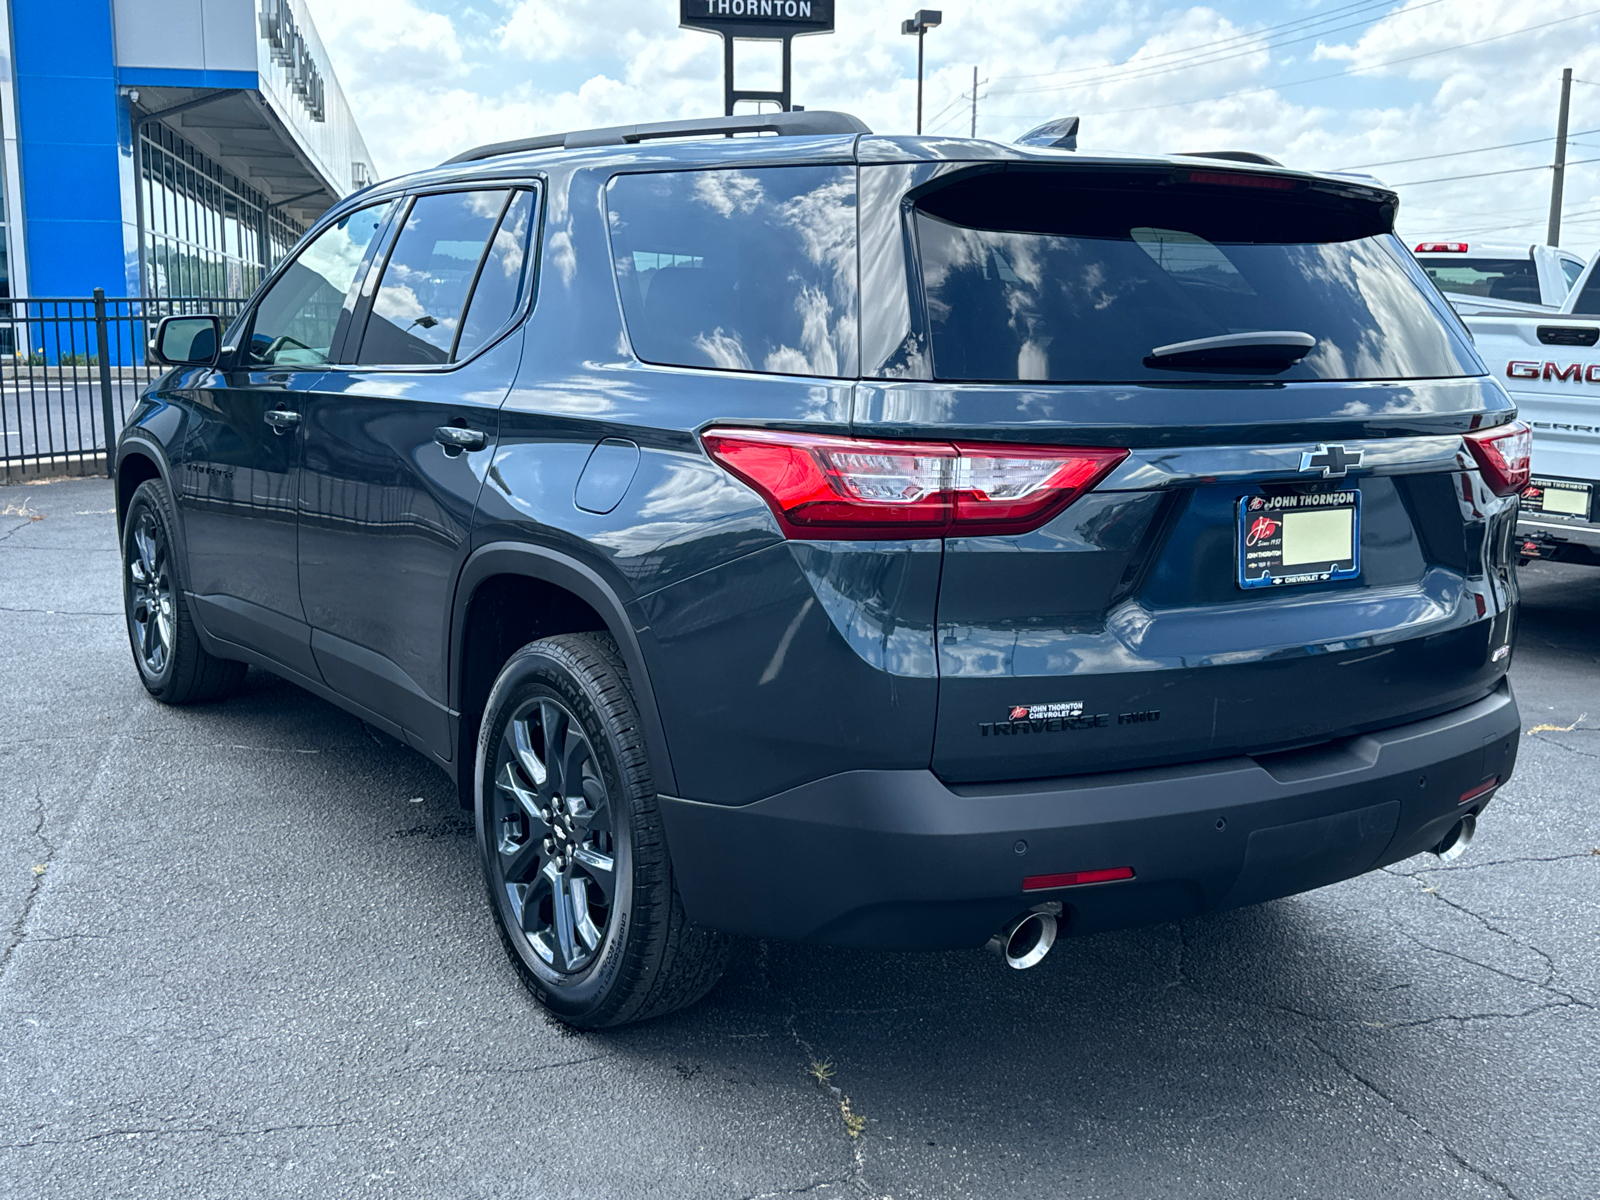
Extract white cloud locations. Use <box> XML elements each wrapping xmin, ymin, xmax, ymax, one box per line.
<box><xmin>304</xmin><ymin>0</ymin><xmax>1600</xmax><ymax>255</ymax></box>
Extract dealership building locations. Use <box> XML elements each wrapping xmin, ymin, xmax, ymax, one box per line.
<box><xmin>0</xmin><ymin>0</ymin><xmax>376</xmax><ymax>301</ymax></box>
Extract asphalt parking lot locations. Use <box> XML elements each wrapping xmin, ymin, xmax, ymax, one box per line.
<box><xmin>2</xmin><ymin>474</ymin><xmax>1597</xmax><ymax>1200</ymax></box>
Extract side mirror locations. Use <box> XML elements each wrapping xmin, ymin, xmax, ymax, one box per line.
<box><xmin>150</xmin><ymin>315</ymin><xmax>222</xmax><ymax>367</ymax></box>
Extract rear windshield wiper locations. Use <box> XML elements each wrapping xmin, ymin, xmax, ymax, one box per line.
<box><xmin>1146</xmin><ymin>331</ymin><xmax>1317</xmax><ymax>371</ymax></box>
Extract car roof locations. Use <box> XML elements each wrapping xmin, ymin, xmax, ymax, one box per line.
<box><xmin>330</xmin><ymin>112</ymin><xmax>1396</xmax><ymax>227</ymax></box>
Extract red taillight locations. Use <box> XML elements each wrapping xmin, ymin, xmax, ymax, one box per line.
<box><xmin>1023</xmin><ymin>866</ymin><xmax>1135</xmax><ymax>892</ymax></box>
<box><xmin>1463</xmin><ymin>420</ymin><xmax>1533</xmax><ymax>496</ymax></box>
<box><xmin>700</xmin><ymin>428</ymin><xmax>1128</xmax><ymax>540</ymax></box>
<box><xmin>1459</xmin><ymin>777</ymin><xmax>1499</xmax><ymax>806</ymax></box>
<box><xmin>1184</xmin><ymin>170</ymin><xmax>1298</xmax><ymax>190</ymax></box>
<box><xmin>1415</xmin><ymin>241</ymin><xmax>1469</xmax><ymax>253</ymax></box>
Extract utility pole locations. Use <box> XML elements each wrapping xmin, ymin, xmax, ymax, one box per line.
<box><xmin>901</xmin><ymin>10</ymin><xmax>942</xmax><ymax>134</ymax></box>
<box><xmin>1549</xmin><ymin>66</ymin><xmax>1573</xmax><ymax>246</ymax></box>
<box><xmin>971</xmin><ymin>65</ymin><xmax>978</xmax><ymax>137</ymax></box>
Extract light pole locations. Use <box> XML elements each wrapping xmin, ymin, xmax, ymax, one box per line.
<box><xmin>901</xmin><ymin>10</ymin><xmax>942</xmax><ymax>134</ymax></box>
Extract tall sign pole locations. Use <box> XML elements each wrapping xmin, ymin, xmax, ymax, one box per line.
<box><xmin>680</xmin><ymin>1</ymin><xmax>837</xmax><ymax>115</ymax></box>
<box><xmin>1549</xmin><ymin>66</ymin><xmax>1574</xmax><ymax>246</ymax></box>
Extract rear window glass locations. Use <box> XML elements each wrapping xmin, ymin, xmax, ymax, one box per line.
<box><xmin>607</xmin><ymin>166</ymin><xmax>858</xmax><ymax>377</ymax></box>
<box><xmin>1419</xmin><ymin>256</ymin><xmax>1540</xmax><ymax>303</ymax></box>
<box><xmin>912</xmin><ymin>169</ymin><xmax>1478</xmax><ymax>384</ymax></box>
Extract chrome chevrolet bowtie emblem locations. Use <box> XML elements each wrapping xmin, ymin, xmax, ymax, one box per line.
<box><xmin>1300</xmin><ymin>443</ymin><xmax>1362</xmax><ymax>478</ymax></box>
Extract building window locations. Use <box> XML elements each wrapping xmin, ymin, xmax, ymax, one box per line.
<box><xmin>139</xmin><ymin>122</ymin><xmax>306</xmax><ymax>300</ymax></box>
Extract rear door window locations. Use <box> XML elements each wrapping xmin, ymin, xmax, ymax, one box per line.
<box><xmin>356</xmin><ymin>189</ymin><xmax>521</xmax><ymax>366</ymax></box>
<box><xmin>911</xmin><ymin>168</ymin><xmax>1479</xmax><ymax>384</ymax></box>
<box><xmin>606</xmin><ymin>166</ymin><xmax>858</xmax><ymax>378</ymax></box>
<box><xmin>455</xmin><ymin>190</ymin><xmax>538</xmax><ymax>359</ymax></box>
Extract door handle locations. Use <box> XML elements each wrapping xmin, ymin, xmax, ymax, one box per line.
<box><xmin>435</xmin><ymin>426</ymin><xmax>487</xmax><ymax>453</ymax></box>
<box><xmin>264</xmin><ymin>408</ymin><xmax>301</xmax><ymax>433</ymax></box>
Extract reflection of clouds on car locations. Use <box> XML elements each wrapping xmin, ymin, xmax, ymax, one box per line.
<box><xmin>608</xmin><ymin>165</ymin><xmax>859</xmax><ymax>379</ymax></box>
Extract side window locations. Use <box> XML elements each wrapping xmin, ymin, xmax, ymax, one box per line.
<box><xmin>606</xmin><ymin>166</ymin><xmax>858</xmax><ymax>377</ymax></box>
<box><xmin>1563</xmin><ymin>258</ymin><xmax>1586</xmax><ymax>289</ymax></box>
<box><xmin>455</xmin><ymin>189</ymin><xmax>538</xmax><ymax>360</ymax></box>
<box><xmin>355</xmin><ymin>190</ymin><xmax>511</xmax><ymax>366</ymax></box>
<box><xmin>246</xmin><ymin>203</ymin><xmax>392</xmax><ymax>367</ymax></box>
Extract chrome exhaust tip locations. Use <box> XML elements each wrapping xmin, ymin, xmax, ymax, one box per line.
<box><xmin>1431</xmin><ymin>814</ymin><xmax>1477</xmax><ymax>863</ymax></box>
<box><xmin>987</xmin><ymin>907</ymin><xmax>1059</xmax><ymax>970</ymax></box>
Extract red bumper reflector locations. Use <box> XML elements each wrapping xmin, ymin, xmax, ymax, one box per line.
<box><xmin>1459</xmin><ymin>777</ymin><xmax>1499</xmax><ymax>806</ymax></box>
<box><xmin>1023</xmin><ymin>866</ymin><xmax>1135</xmax><ymax>892</ymax></box>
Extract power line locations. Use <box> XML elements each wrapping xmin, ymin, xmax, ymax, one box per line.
<box><xmin>1335</xmin><ymin>128</ymin><xmax>1600</xmax><ymax>170</ymax></box>
<box><xmin>1019</xmin><ymin>8</ymin><xmax>1600</xmax><ymax>123</ymax></box>
<box><xmin>988</xmin><ymin>0</ymin><xmax>1454</xmax><ymax>98</ymax></box>
<box><xmin>987</xmin><ymin>0</ymin><xmax>1424</xmax><ymax>88</ymax></box>
<box><xmin>1387</xmin><ymin>154</ymin><xmax>1600</xmax><ymax>187</ymax></box>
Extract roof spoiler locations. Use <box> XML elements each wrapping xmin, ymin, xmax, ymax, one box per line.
<box><xmin>1177</xmin><ymin>150</ymin><xmax>1284</xmax><ymax>167</ymax></box>
<box><xmin>442</xmin><ymin>110</ymin><xmax>872</xmax><ymax>166</ymax></box>
<box><xmin>1016</xmin><ymin>117</ymin><xmax>1079</xmax><ymax>150</ymax></box>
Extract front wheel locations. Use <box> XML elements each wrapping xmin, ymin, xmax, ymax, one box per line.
<box><xmin>121</xmin><ymin>479</ymin><xmax>245</xmax><ymax>704</ymax></box>
<box><xmin>476</xmin><ymin>633</ymin><xmax>729</xmax><ymax>1028</ymax></box>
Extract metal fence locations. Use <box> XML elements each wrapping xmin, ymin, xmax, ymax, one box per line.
<box><xmin>0</xmin><ymin>290</ymin><xmax>247</xmax><ymax>481</ymax></box>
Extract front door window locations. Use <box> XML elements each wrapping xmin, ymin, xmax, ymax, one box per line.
<box><xmin>245</xmin><ymin>203</ymin><xmax>393</xmax><ymax>367</ymax></box>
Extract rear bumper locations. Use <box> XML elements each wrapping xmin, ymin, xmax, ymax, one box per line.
<box><xmin>658</xmin><ymin>682</ymin><xmax>1519</xmax><ymax>950</ymax></box>
<box><xmin>1518</xmin><ymin>514</ymin><xmax>1600</xmax><ymax>561</ymax></box>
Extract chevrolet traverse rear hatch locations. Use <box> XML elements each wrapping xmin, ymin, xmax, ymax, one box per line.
<box><xmin>850</xmin><ymin>160</ymin><xmax>1522</xmax><ymax>784</ymax></box>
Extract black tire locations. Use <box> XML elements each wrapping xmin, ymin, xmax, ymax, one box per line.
<box><xmin>475</xmin><ymin>632</ymin><xmax>730</xmax><ymax>1028</ymax></box>
<box><xmin>121</xmin><ymin>479</ymin><xmax>246</xmax><ymax>704</ymax></box>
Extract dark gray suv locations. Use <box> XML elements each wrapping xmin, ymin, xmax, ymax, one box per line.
<box><xmin>116</xmin><ymin>111</ymin><xmax>1527</xmax><ymax>1027</ymax></box>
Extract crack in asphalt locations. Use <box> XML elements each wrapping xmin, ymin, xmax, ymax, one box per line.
<box><xmin>1408</xmin><ymin>851</ymin><xmax>1600</xmax><ymax>874</ymax></box>
<box><xmin>1389</xmin><ymin>925</ymin><xmax>1592</xmax><ymax>1009</ymax></box>
<box><xmin>0</xmin><ymin>605</ymin><xmax>121</xmax><ymax>616</ymax></box>
<box><xmin>1377</xmin><ymin>1000</ymin><xmax>1580</xmax><ymax>1030</ymax></box>
<box><xmin>1</xmin><ymin>1119</ymin><xmax>357</xmax><ymax>1149</ymax></box>
<box><xmin>0</xmin><ymin>789</ymin><xmax>58</xmax><ymax>979</ymax></box>
<box><xmin>735</xmin><ymin>1174</ymin><xmax>857</xmax><ymax>1200</ymax></box>
<box><xmin>1525</xmin><ymin>733</ymin><xmax>1600</xmax><ymax>760</ymax></box>
<box><xmin>0</xmin><ymin>734</ymin><xmax>356</xmax><ymax>756</ymax></box>
<box><xmin>1381</xmin><ymin>868</ymin><xmax>1590</xmax><ymax>1006</ymax></box>
<box><xmin>757</xmin><ymin>942</ymin><xmax>870</xmax><ymax>1186</ymax></box>
<box><xmin>1306</xmin><ymin>1037</ymin><xmax>1526</xmax><ymax>1200</ymax></box>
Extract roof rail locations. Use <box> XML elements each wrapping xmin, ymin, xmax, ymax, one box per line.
<box><xmin>442</xmin><ymin>110</ymin><xmax>872</xmax><ymax>166</ymax></box>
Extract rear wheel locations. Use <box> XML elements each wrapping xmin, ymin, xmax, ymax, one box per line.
<box><xmin>121</xmin><ymin>479</ymin><xmax>246</xmax><ymax>704</ymax></box>
<box><xmin>476</xmin><ymin>632</ymin><xmax>729</xmax><ymax>1028</ymax></box>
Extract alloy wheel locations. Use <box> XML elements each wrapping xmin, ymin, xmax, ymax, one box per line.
<box><xmin>490</xmin><ymin>696</ymin><xmax>617</xmax><ymax>974</ymax></box>
<box><xmin>127</xmin><ymin>511</ymin><xmax>175</xmax><ymax>676</ymax></box>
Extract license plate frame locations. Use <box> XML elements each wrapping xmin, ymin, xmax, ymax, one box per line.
<box><xmin>1237</xmin><ymin>490</ymin><xmax>1361</xmax><ymax>590</ymax></box>
<box><xmin>1524</xmin><ymin>478</ymin><xmax>1592</xmax><ymax>519</ymax></box>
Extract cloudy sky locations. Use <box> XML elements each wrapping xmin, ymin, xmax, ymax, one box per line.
<box><xmin>306</xmin><ymin>0</ymin><xmax>1600</xmax><ymax>255</ymax></box>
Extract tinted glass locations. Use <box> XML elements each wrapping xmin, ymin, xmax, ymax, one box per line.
<box><xmin>246</xmin><ymin>202</ymin><xmax>391</xmax><ymax>366</ymax></box>
<box><xmin>1419</xmin><ymin>256</ymin><xmax>1541</xmax><ymax>303</ymax></box>
<box><xmin>356</xmin><ymin>190</ymin><xmax>509</xmax><ymax>365</ymax></box>
<box><xmin>608</xmin><ymin>166</ymin><xmax>857</xmax><ymax>377</ymax></box>
<box><xmin>1563</xmin><ymin>258</ymin><xmax>1586</xmax><ymax>288</ymax></box>
<box><xmin>455</xmin><ymin>190</ymin><xmax>537</xmax><ymax>360</ymax></box>
<box><xmin>1572</xmin><ymin>271</ymin><xmax>1600</xmax><ymax>315</ymax></box>
<box><xmin>915</xmin><ymin>172</ymin><xmax>1476</xmax><ymax>383</ymax></box>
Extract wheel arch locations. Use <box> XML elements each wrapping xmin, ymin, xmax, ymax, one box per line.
<box><xmin>114</xmin><ymin>438</ymin><xmax>171</xmax><ymax>533</ymax></box>
<box><xmin>451</xmin><ymin>542</ymin><xmax>678</xmax><ymax>797</ymax></box>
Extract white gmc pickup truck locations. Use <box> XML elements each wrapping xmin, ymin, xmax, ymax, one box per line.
<box><xmin>1415</xmin><ymin>240</ymin><xmax>1586</xmax><ymax>315</ymax></box>
<box><xmin>1458</xmin><ymin>256</ymin><xmax>1600</xmax><ymax>563</ymax></box>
